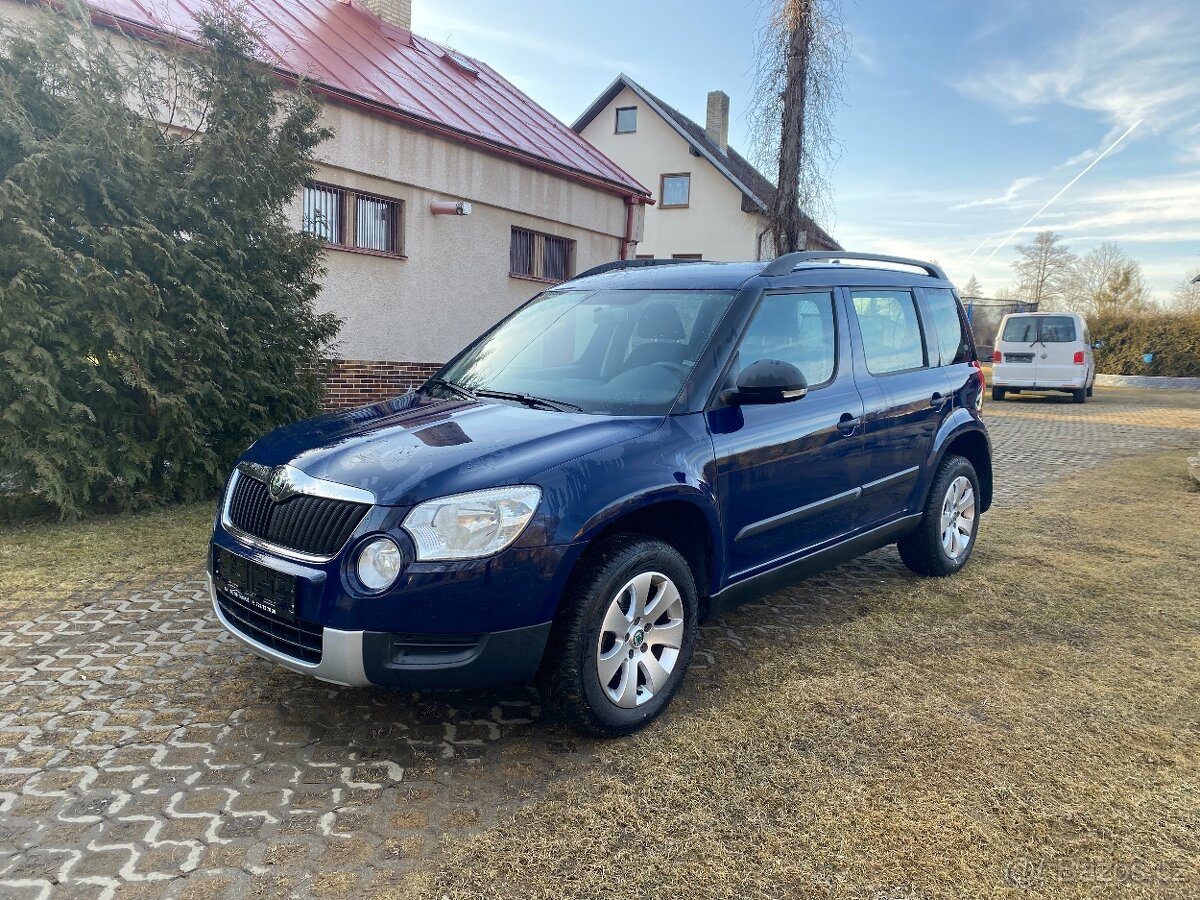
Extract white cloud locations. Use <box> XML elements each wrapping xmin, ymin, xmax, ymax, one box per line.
<box><xmin>958</xmin><ymin>3</ymin><xmax>1200</xmax><ymax>157</ymax></box>
<box><xmin>953</xmin><ymin>176</ymin><xmax>1039</xmax><ymax>210</ymax></box>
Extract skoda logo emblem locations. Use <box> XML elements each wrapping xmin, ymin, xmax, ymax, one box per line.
<box><xmin>632</xmin><ymin>628</ymin><xmax>645</xmax><ymax>648</ymax></box>
<box><xmin>268</xmin><ymin>467</ymin><xmax>290</xmax><ymax>501</ymax></box>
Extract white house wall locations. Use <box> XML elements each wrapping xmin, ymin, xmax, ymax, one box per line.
<box><xmin>579</xmin><ymin>86</ymin><xmax>765</xmax><ymax>262</ymax></box>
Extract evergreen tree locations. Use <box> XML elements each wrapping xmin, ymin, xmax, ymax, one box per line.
<box><xmin>0</xmin><ymin>3</ymin><xmax>340</xmax><ymax>517</ymax></box>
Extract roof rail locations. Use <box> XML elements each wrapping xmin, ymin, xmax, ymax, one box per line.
<box><xmin>572</xmin><ymin>258</ymin><xmax>702</xmax><ymax>280</ymax></box>
<box><xmin>760</xmin><ymin>251</ymin><xmax>947</xmax><ymax>281</ymax></box>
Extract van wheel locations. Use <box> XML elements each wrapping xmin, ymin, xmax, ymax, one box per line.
<box><xmin>991</xmin><ymin>387</ymin><xmax>1006</xmax><ymax>402</ymax></box>
<box><xmin>897</xmin><ymin>455</ymin><xmax>981</xmax><ymax>577</ymax></box>
<box><xmin>1086</xmin><ymin>383</ymin><xmax>1094</xmax><ymax>397</ymax></box>
<box><xmin>1072</xmin><ymin>389</ymin><xmax>1086</xmax><ymax>403</ymax></box>
<box><xmin>538</xmin><ymin>535</ymin><xmax>698</xmax><ymax>736</ymax></box>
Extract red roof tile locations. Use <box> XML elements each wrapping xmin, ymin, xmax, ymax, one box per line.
<box><xmin>84</xmin><ymin>0</ymin><xmax>649</xmax><ymax>197</ymax></box>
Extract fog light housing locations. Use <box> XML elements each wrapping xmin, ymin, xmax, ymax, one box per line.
<box><xmin>355</xmin><ymin>536</ymin><xmax>402</xmax><ymax>592</ymax></box>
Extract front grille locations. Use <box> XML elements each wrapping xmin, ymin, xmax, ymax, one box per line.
<box><xmin>227</xmin><ymin>473</ymin><xmax>369</xmax><ymax>557</ymax></box>
<box><xmin>216</xmin><ymin>585</ymin><xmax>323</xmax><ymax>664</ymax></box>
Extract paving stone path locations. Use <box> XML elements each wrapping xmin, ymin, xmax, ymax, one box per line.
<box><xmin>2</xmin><ymin>389</ymin><xmax>1198</xmax><ymax>898</ymax></box>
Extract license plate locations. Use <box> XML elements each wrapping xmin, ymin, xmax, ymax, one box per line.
<box><xmin>213</xmin><ymin>546</ymin><xmax>297</xmax><ymax>622</ymax></box>
<box><xmin>1005</xmin><ymin>353</ymin><xmax>1034</xmax><ymax>363</ymax></box>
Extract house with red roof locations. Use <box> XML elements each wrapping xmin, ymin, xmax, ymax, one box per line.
<box><xmin>4</xmin><ymin>0</ymin><xmax>652</xmax><ymax>406</ymax></box>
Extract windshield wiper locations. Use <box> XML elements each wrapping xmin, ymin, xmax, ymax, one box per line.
<box><xmin>426</xmin><ymin>377</ymin><xmax>477</xmax><ymax>401</ymax></box>
<box><xmin>474</xmin><ymin>388</ymin><xmax>583</xmax><ymax>413</ymax></box>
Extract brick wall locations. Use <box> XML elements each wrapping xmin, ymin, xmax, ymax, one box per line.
<box><xmin>324</xmin><ymin>359</ymin><xmax>441</xmax><ymax>410</ymax></box>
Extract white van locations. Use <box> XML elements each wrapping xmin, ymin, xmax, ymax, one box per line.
<box><xmin>991</xmin><ymin>311</ymin><xmax>1096</xmax><ymax>403</ymax></box>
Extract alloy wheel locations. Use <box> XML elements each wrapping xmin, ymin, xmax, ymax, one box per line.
<box><xmin>595</xmin><ymin>571</ymin><xmax>686</xmax><ymax>708</ymax></box>
<box><xmin>940</xmin><ymin>475</ymin><xmax>976</xmax><ymax>561</ymax></box>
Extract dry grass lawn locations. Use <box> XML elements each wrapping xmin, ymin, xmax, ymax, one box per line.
<box><xmin>432</xmin><ymin>453</ymin><xmax>1200</xmax><ymax>899</ymax></box>
<box><xmin>0</xmin><ymin>502</ymin><xmax>213</xmax><ymax>621</ymax></box>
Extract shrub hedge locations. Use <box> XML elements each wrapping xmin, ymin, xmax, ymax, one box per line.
<box><xmin>1089</xmin><ymin>311</ymin><xmax>1200</xmax><ymax>378</ymax></box>
<box><xmin>0</xmin><ymin>6</ymin><xmax>339</xmax><ymax>518</ymax></box>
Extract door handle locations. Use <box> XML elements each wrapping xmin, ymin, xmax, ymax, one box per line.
<box><xmin>929</xmin><ymin>392</ymin><xmax>949</xmax><ymax>408</ymax></box>
<box><xmin>837</xmin><ymin>413</ymin><xmax>861</xmax><ymax>435</ymax></box>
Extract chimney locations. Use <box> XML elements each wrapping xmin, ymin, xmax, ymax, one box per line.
<box><xmin>705</xmin><ymin>90</ymin><xmax>729</xmax><ymax>154</ymax></box>
<box><xmin>362</xmin><ymin>0</ymin><xmax>412</xmax><ymax>30</ymax></box>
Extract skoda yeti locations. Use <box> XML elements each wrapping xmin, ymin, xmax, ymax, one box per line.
<box><xmin>209</xmin><ymin>252</ymin><xmax>993</xmax><ymax>735</ymax></box>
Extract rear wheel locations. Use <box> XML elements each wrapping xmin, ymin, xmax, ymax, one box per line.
<box><xmin>1086</xmin><ymin>383</ymin><xmax>1094</xmax><ymax>397</ymax></box>
<box><xmin>538</xmin><ymin>535</ymin><xmax>699</xmax><ymax>736</ymax></box>
<box><xmin>991</xmin><ymin>387</ymin><xmax>1006</xmax><ymax>402</ymax></box>
<box><xmin>898</xmin><ymin>455</ymin><xmax>981</xmax><ymax>577</ymax></box>
<box><xmin>1072</xmin><ymin>388</ymin><xmax>1086</xmax><ymax>403</ymax></box>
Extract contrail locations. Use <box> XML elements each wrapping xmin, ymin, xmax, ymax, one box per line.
<box><xmin>971</xmin><ymin>118</ymin><xmax>1143</xmax><ymax>260</ymax></box>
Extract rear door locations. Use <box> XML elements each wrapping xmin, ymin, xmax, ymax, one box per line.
<box><xmin>1032</xmin><ymin>315</ymin><xmax>1080</xmax><ymax>387</ymax></box>
<box><xmin>999</xmin><ymin>315</ymin><xmax>1040</xmax><ymax>380</ymax></box>
<box><xmin>846</xmin><ymin>287</ymin><xmax>947</xmax><ymax>528</ymax></box>
<box><xmin>707</xmin><ymin>290</ymin><xmax>864</xmax><ymax>579</ymax></box>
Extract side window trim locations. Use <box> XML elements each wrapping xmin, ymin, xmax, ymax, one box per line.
<box><xmin>847</xmin><ymin>287</ymin><xmax>929</xmax><ymax>377</ymax></box>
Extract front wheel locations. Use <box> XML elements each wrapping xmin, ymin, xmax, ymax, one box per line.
<box><xmin>538</xmin><ymin>535</ymin><xmax>699</xmax><ymax>736</ymax></box>
<box><xmin>898</xmin><ymin>455</ymin><xmax>981</xmax><ymax>577</ymax></box>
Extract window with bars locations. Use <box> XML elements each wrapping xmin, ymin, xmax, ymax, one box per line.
<box><xmin>510</xmin><ymin>227</ymin><xmax>575</xmax><ymax>283</ymax></box>
<box><xmin>302</xmin><ymin>183</ymin><xmax>403</xmax><ymax>256</ymax></box>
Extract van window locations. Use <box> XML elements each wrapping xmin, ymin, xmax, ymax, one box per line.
<box><xmin>1039</xmin><ymin>316</ymin><xmax>1077</xmax><ymax>342</ymax></box>
<box><xmin>1001</xmin><ymin>316</ymin><xmax>1037</xmax><ymax>343</ymax></box>
<box><xmin>1002</xmin><ymin>316</ymin><xmax>1077</xmax><ymax>343</ymax></box>
<box><xmin>924</xmin><ymin>288</ymin><xmax>970</xmax><ymax>365</ymax></box>
<box><xmin>851</xmin><ymin>290</ymin><xmax>927</xmax><ymax>375</ymax></box>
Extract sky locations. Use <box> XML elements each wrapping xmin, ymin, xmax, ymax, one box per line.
<box><xmin>412</xmin><ymin>0</ymin><xmax>1200</xmax><ymax>301</ymax></box>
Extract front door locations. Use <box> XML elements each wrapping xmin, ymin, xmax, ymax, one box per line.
<box><xmin>708</xmin><ymin>290</ymin><xmax>864</xmax><ymax>580</ymax></box>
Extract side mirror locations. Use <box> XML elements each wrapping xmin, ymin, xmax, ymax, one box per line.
<box><xmin>730</xmin><ymin>359</ymin><xmax>808</xmax><ymax>405</ymax></box>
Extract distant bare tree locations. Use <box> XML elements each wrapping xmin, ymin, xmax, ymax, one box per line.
<box><xmin>748</xmin><ymin>0</ymin><xmax>847</xmax><ymax>256</ymax></box>
<box><xmin>1092</xmin><ymin>264</ymin><xmax>1154</xmax><ymax>315</ymax></box>
<box><xmin>1169</xmin><ymin>269</ymin><xmax>1200</xmax><ymax>314</ymax></box>
<box><xmin>1065</xmin><ymin>241</ymin><xmax>1150</xmax><ymax>316</ymax></box>
<box><xmin>960</xmin><ymin>275</ymin><xmax>982</xmax><ymax>298</ymax></box>
<box><xmin>1012</xmin><ymin>231</ymin><xmax>1076</xmax><ymax>307</ymax></box>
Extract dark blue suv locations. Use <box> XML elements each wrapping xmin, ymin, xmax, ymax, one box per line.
<box><xmin>209</xmin><ymin>252</ymin><xmax>992</xmax><ymax>735</ymax></box>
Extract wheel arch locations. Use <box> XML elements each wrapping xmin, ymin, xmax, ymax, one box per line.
<box><xmin>572</xmin><ymin>493</ymin><xmax>722</xmax><ymax>619</ymax></box>
<box><xmin>936</xmin><ymin>427</ymin><xmax>993</xmax><ymax>512</ymax></box>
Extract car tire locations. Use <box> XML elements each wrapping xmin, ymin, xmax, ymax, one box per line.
<box><xmin>991</xmin><ymin>387</ymin><xmax>1006</xmax><ymax>402</ymax></box>
<box><xmin>1072</xmin><ymin>388</ymin><xmax>1086</xmax><ymax>403</ymax></box>
<box><xmin>538</xmin><ymin>534</ymin><xmax>699</xmax><ymax>736</ymax></box>
<box><xmin>1086</xmin><ymin>383</ymin><xmax>1094</xmax><ymax>397</ymax></box>
<box><xmin>897</xmin><ymin>454</ymin><xmax>981</xmax><ymax>578</ymax></box>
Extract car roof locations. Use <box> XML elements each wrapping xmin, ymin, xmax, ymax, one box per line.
<box><xmin>562</xmin><ymin>261</ymin><xmax>953</xmax><ymax>293</ymax></box>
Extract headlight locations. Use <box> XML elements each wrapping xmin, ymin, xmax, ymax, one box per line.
<box><xmin>356</xmin><ymin>536</ymin><xmax>403</xmax><ymax>592</ymax></box>
<box><xmin>402</xmin><ymin>486</ymin><xmax>542</xmax><ymax>561</ymax></box>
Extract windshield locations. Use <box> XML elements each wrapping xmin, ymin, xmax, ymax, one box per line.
<box><xmin>435</xmin><ymin>289</ymin><xmax>737</xmax><ymax>415</ymax></box>
<box><xmin>1002</xmin><ymin>315</ymin><xmax>1077</xmax><ymax>344</ymax></box>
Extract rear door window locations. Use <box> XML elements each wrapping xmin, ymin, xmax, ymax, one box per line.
<box><xmin>851</xmin><ymin>290</ymin><xmax>927</xmax><ymax>375</ymax></box>
<box><xmin>1039</xmin><ymin>316</ymin><xmax>1077</xmax><ymax>342</ymax></box>
<box><xmin>924</xmin><ymin>287</ymin><xmax>970</xmax><ymax>365</ymax></box>
<box><xmin>1002</xmin><ymin>316</ymin><xmax>1037</xmax><ymax>343</ymax></box>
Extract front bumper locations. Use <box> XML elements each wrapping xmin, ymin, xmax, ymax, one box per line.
<box><xmin>210</xmin><ymin>573</ymin><xmax>553</xmax><ymax>690</ymax></box>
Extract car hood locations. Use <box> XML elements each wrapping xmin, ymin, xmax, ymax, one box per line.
<box><xmin>242</xmin><ymin>393</ymin><xmax>663</xmax><ymax>506</ymax></box>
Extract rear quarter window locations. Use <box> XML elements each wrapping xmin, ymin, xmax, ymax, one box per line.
<box><xmin>924</xmin><ymin>287</ymin><xmax>970</xmax><ymax>365</ymax></box>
